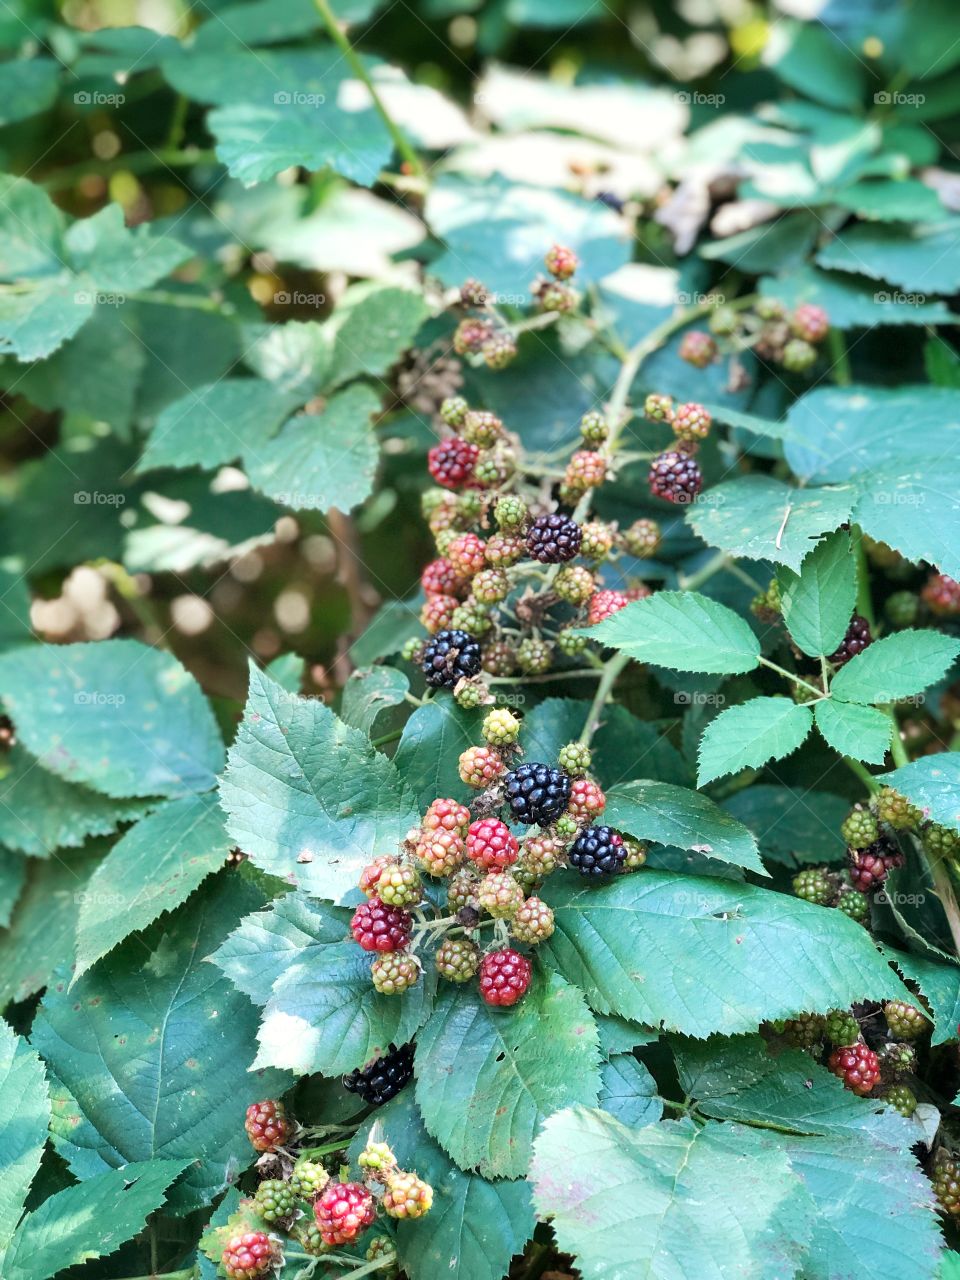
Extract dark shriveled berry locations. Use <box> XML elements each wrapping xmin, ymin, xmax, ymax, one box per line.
<box><xmin>526</xmin><ymin>513</ymin><xmax>583</xmax><ymax>564</ymax></box>
<box><xmin>343</xmin><ymin>1042</ymin><xmax>415</xmax><ymax>1106</ymax></box>
<box><xmin>421</xmin><ymin>628</ymin><xmax>482</xmax><ymax>688</ymax></box>
<box><xmin>504</xmin><ymin>762</ymin><xmax>572</xmax><ymax>826</ymax></box>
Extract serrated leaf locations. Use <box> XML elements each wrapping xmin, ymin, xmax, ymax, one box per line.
<box><xmin>394</xmin><ymin>700</ymin><xmax>480</xmax><ymax>810</ymax></box>
<box><xmin>817</xmin><ymin>218</ymin><xmax>960</xmax><ymax>293</ymax></box>
<box><xmin>814</xmin><ymin>700</ymin><xmax>892</xmax><ymax>764</ymax></box>
<box><xmin>598</xmin><ymin>1054</ymin><xmax>662</xmax><ymax>1127</ymax></box>
<box><xmin>0</xmin><ymin>1022</ymin><xmax>49</xmax><ymax>1270</ymax></box>
<box><xmin>32</xmin><ymin>874</ymin><xmax>291</xmax><ymax>1213</ymax></box>
<box><xmin>779</xmin><ymin>530</ymin><xmax>857</xmax><ymax>657</ymax></box>
<box><xmin>722</xmin><ymin>785</ymin><xmax>849</xmax><ymax>867</ymax></box>
<box><xmin>415</xmin><ymin>973</ymin><xmax>601</xmax><ymax>1178</ymax></box>
<box><xmin>580</xmin><ymin>591</ymin><xmax>760</xmax><ymax>674</ymax></box>
<box><xmin>74</xmin><ymin>792</ymin><xmax>231</xmax><ymax>977</ymax></box>
<box><xmin>0</xmin><ymin>59</ymin><xmax>59</xmax><ymax>126</ymax></box>
<box><xmin>830</xmin><ymin>631</ymin><xmax>960</xmax><ymax>705</ymax></box>
<box><xmin>5</xmin><ymin>1159</ymin><xmax>190</xmax><ymax>1280</ymax></box>
<box><xmin>886</xmin><ymin>947</ymin><xmax>960</xmax><ymax>1046</ymax></box>
<box><xmin>763</xmin><ymin>19</ymin><xmax>865</xmax><ymax>109</ymax></box>
<box><xmin>759</xmin><ymin>266</ymin><xmax>952</xmax><ymax>329</ymax></box>
<box><xmin>352</xmin><ymin>1092</ymin><xmax>534</xmax><ymax>1280</ymax></box>
<box><xmin>0</xmin><ymin>641</ymin><xmax>224</xmax><ymax>799</ymax></box>
<box><xmin>852</xmin><ymin>459</ymin><xmax>960</xmax><ymax>579</ymax></box>
<box><xmin>605</xmin><ymin>780</ymin><xmax>764</xmax><ymax>873</ymax></box>
<box><xmin>340</xmin><ymin>666</ymin><xmax>410</xmax><ymax>734</ymax></box>
<box><xmin>539</xmin><ymin>872</ymin><xmax>912</xmax><ymax>1036</ymax></box>
<box><xmin>697</xmin><ymin>697</ymin><xmax>813</xmax><ymax>787</ymax></box>
<box><xmin>244</xmin><ymin>384</ymin><xmax>381</xmax><ymax>512</ymax></box>
<box><xmin>219</xmin><ymin>663</ymin><xmax>418</xmax><ymax>901</ymax></box>
<box><xmin>531</xmin><ymin>1109</ymin><xmax>811</xmax><ymax>1280</ymax></box>
<box><xmin>687</xmin><ymin>475</ymin><xmax>855</xmax><ymax>571</ymax></box>
<box><xmin>0</xmin><ymin>850</ymin><xmax>24</xmax><ymax>928</ymax></box>
<box><xmin>878</xmin><ymin>755</ymin><xmax>960</xmax><ymax>833</ymax></box>
<box><xmin>208</xmin><ymin>891</ymin><xmax>340</xmax><ymax>1005</ymax></box>
<box><xmin>326</xmin><ymin>282</ymin><xmax>430</xmax><ymax>389</ymax></box>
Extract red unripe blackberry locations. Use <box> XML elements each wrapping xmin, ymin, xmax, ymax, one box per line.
<box><xmin>222</xmin><ymin>1232</ymin><xmax>276</xmax><ymax>1279</ymax></box>
<box><xmin>587</xmin><ymin>589</ymin><xmax>629</xmax><ymax>626</ymax></box>
<box><xmin>421</xmin><ymin>558</ymin><xmax>466</xmax><ymax>598</ymax></box>
<box><xmin>428</xmin><ymin>437</ymin><xmax>479</xmax><ymax>489</ymax></box>
<box><xmin>460</xmin><ymin>278</ymin><xmax>488</xmax><ymax>307</ymax></box>
<box><xmin>350</xmin><ymin>897</ymin><xmax>412</xmax><ymax>953</ymax></box>
<box><xmin>568</xmin><ymin>776</ymin><xmax>606</xmax><ymax>819</ymax></box>
<box><xmin>828</xmin><ymin>614</ymin><xmax>872</xmax><ymax>666</ymax></box>
<box><xmin>678</xmin><ymin>330</ymin><xmax>717</xmax><ymax>367</ymax></box>
<box><xmin>459</xmin><ymin>744</ymin><xmax>505</xmax><ymax>788</ymax></box>
<box><xmin>467</xmin><ymin>817</ymin><xmax>519</xmax><ymax>870</ymax></box>
<box><xmin>478</xmin><ymin>870</ymin><xmax>525</xmax><ymax>918</ymax></box>
<box><xmin>790</xmin><ymin>303</ymin><xmax>829</xmax><ymax>344</ymax></box>
<box><xmin>479</xmin><ymin>947</ymin><xmax>532</xmax><ymax>1006</ymax></box>
<box><xmin>415</xmin><ymin>829</ymin><xmax>465</xmax><ymax>877</ymax></box>
<box><xmin>359</xmin><ymin>856</ymin><xmax>394</xmax><ymax>897</ymax></box>
<box><xmin>453</xmin><ymin>317</ymin><xmax>493</xmax><ymax>355</ymax></box>
<box><xmin>424</xmin><ymin>797</ymin><xmax>471</xmax><ymax>837</ymax></box>
<box><xmin>848</xmin><ymin>839</ymin><xmax>903</xmax><ymax>892</ymax></box>
<box><xmin>526</xmin><ymin>513</ymin><xmax>583</xmax><ymax>564</ymax></box>
<box><xmin>564</xmin><ymin>450</ymin><xmax>607</xmax><ymax>491</ymax></box>
<box><xmin>420</xmin><ymin>595</ymin><xmax>459</xmax><ymax>635</ymax></box>
<box><xmin>245</xmin><ymin>1100</ymin><xmax>290</xmax><ymax>1153</ymax></box>
<box><xmin>922</xmin><ymin>573</ymin><xmax>960</xmax><ymax>616</ymax></box>
<box><xmin>511</xmin><ymin>896</ymin><xmax>555</xmax><ymax>943</ymax></box>
<box><xmin>462</xmin><ymin>409</ymin><xmax>502</xmax><ymax>448</ymax></box>
<box><xmin>648</xmin><ymin>450</ymin><xmax>703</xmax><ymax>504</ymax></box>
<box><xmin>827</xmin><ymin>1043</ymin><xmax>880</xmax><ymax>1095</ymax></box>
<box><xmin>672</xmin><ymin>402</ymin><xmax>712</xmax><ymax>442</ymax></box>
<box><xmin>314</xmin><ymin>1182</ymin><xmax>376</xmax><ymax>1246</ymax></box>
<box><xmin>545</xmin><ymin>244</ymin><xmax>579</xmax><ymax>280</ymax></box>
<box><xmin>485</xmin><ymin>533</ymin><xmax>525</xmax><ymax>567</ymax></box>
<box><xmin>482</xmin><ymin>639</ymin><xmax>517</xmax><ymax>676</ymax></box>
<box><xmin>447</xmin><ymin>532</ymin><xmax>486</xmax><ymax>579</ymax></box>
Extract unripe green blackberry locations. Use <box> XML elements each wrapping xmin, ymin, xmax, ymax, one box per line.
<box><xmin>473</xmin><ymin>448</ymin><xmax>515</xmax><ymax>489</ymax></box>
<box><xmin>623</xmin><ymin>837</ymin><xmax>648</xmax><ymax>869</ymax></box>
<box><xmin>519</xmin><ymin>835</ymin><xmax>562</xmax><ymax>880</ymax></box>
<box><xmin>824</xmin><ymin>1009</ymin><xmax>859</xmax><ymax>1046</ymax></box>
<box><xmin>554</xmin><ymin>814</ymin><xmax>579</xmax><ymax>840</ymax></box>
<box><xmin>456</xmin><ymin>489</ymin><xmax>484</xmax><ymax>522</ymax></box>
<box><xmin>517</xmin><ymin>637</ymin><xmax>553</xmax><ymax>675</ymax></box>
<box><xmin>435</xmin><ymin>936</ymin><xmax>481</xmax><ymax>982</ymax></box>
<box><xmin>254</xmin><ymin>1178</ymin><xmax>296</xmax><ymax>1223</ymax></box>
<box><xmin>494</xmin><ymin>494</ymin><xmax>528</xmax><ymax>531</ymax></box>
<box><xmin>792</xmin><ymin>867</ymin><xmax>837</xmax><ymax>906</ymax></box>
<box><xmin>750</xmin><ymin>579</ymin><xmax>781</xmax><ymax>624</ymax></box>
<box><xmin>644</xmin><ymin>393</ymin><xmax>673</xmax><ymax>422</ymax></box>
<box><xmin>366</xmin><ymin>1236</ymin><xmax>398</xmax><ymax>1270</ymax></box>
<box><xmin>455</xmin><ymin>680</ymin><xmax>486</xmax><ymax>710</ymax></box>
<box><xmin>462</xmin><ymin>410</ymin><xmax>502</xmax><ymax>447</ymax></box>
<box><xmin>782</xmin><ymin>338</ymin><xmax>817</xmax><ymax>372</ymax></box>
<box><xmin>482</xmin><ymin>639</ymin><xmax>517</xmax><ymax>677</ymax></box>
<box><xmin>290</xmin><ymin>1159</ymin><xmax>329</xmax><ymax>1200</ymax></box>
<box><xmin>557</xmin><ymin>629</ymin><xmax>587</xmax><ymax>657</ymax></box>
<box><xmin>876</xmin><ymin>787</ymin><xmax>922</xmax><ymax>831</ymax></box>
<box><xmin>401</xmin><ymin>638</ymin><xmax>425</xmax><ymax>664</ymax></box>
<box><xmin>296</xmin><ymin>1220</ymin><xmax>329</xmax><ymax>1257</ymax></box>
<box><xmin>478</xmin><ymin>871</ymin><xmax>524</xmax><ymax>919</ymax></box>
<box><xmin>555</xmin><ymin>564</ymin><xmax>596</xmax><ymax>606</ymax></box>
<box><xmin>371</xmin><ymin>951</ymin><xmax>420</xmax><ymax>995</ymax></box>
<box><xmin>450</xmin><ymin>602</ymin><xmax>493</xmax><ymax>636</ymax></box>
<box><xmin>482</xmin><ymin>707</ymin><xmax>521</xmax><ymax>746</ymax></box>
<box><xmin>440</xmin><ymin>396</ymin><xmax>469</xmax><ymax>428</ymax></box>
<box><xmin>580</xmin><ymin>521</ymin><xmax>614</xmax><ymax>561</ymax></box>
<box><xmin>538</xmin><ymin>281</ymin><xmax>578</xmax><ymax>313</ymax></box>
<box><xmin>836</xmin><ymin>886</ymin><xmax>870</xmax><ymax>925</ymax></box>
<box><xmin>377</xmin><ymin>864</ymin><xmax>422</xmax><ymax>909</ymax></box>
<box><xmin>932</xmin><ymin>1150</ymin><xmax>960</xmax><ymax>1217</ymax></box>
<box><xmin>841</xmin><ymin>805</ymin><xmax>879</xmax><ymax>850</ymax></box>
<box><xmin>883</xmin><ymin>1084</ymin><xmax>917</xmax><ymax>1117</ymax></box>
<box><xmin>558</xmin><ymin>741</ymin><xmax>592</xmax><ymax>775</ymax></box>
<box><xmin>511</xmin><ymin>896</ymin><xmax>555</xmax><ymax>943</ymax></box>
<box><xmin>447</xmin><ymin>868</ymin><xmax>480</xmax><ymax>913</ymax></box>
<box><xmin>775</xmin><ymin>1012</ymin><xmax>825</xmax><ymax>1049</ymax></box>
<box><xmin>471</xmin><ymin>568</ymin><xmax>510</xmax><ymax>604</ymax></box>
<box><xmin>884</xmin><ymin>1000</ymin><xmax>931</xmax><ymax>1041</ymax></box>
<box><xmin>434</xmin><ymin>528</ymin><xmax>457</xmax><ymax>556</ymax></box>
<box><xmin>885</xmin><ymin>590</ymin><xmax>919</xmax><ymax>628</ymax></box>
<box><xmin>358</xmin><ymin>1141</ymin><xmax>397</xmax><ymax>1175</ymax></box>
<box><xmin>580</xmin><ymin>410</ymin><xmax>609</xmax><ymax>443</ymax></box>
<box><xmin>484</xmin><ymin>533</ymin><xmax>525</xmax><ymax>568</ymax></box>
<box><xmin>709</xmin><ymin>305</ymin><xmax>738</xmax><ymax>336</ymax></box>
<box><xmin>755</xmin><ymin>297</ymin><xmax>785</xmax><ymax>321</ymax></box>
<box><xmin>421</xmin><ymin>487</ymin><xmax>452</xmax><ymax>518</ymax></box>
<box><xmin>623</xmin><ymin>518</ymin><xmax>661</xmax><ymax>558</ymax></box>
<box><xmin>877</xmin><ymin>1040</ymin><xmax>915</xmax><ymax>1080</ymax></box>
<box><xmin>923</xmin><ymin>823</ymin><xmax>960</xmax><ymax>859</ymax></box>
<box><xmin>482</xmin><ymin>331</ymin><xmax>517</xmax><ymax>370</ymax></box>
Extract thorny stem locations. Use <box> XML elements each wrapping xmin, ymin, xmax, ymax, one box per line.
<box><xmin>312</xmin><ymin>0</ymin><xmax>425</xmax><ymax>177</ymax></box>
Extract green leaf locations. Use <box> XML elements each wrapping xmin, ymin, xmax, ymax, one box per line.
<box><xmin>5</xmin><ymin>1160</ymin><xmax>190</xmax><ymax>1280</ymax></box>
<box><xmin>0</xmin><ymin>745</ymin><xmax>151</xmax><ymax>857</ymax></box>
<box><xmin>580</xmin><ymin>591</ymin><xmax>760</xmax><ymax>675</ymax></box>
<box><xmin>598</xmin><ymin>1054</ymin><xmax>662</xmax><ymax>1127</ymax></box>
<box><xmin>539</xmin><ymin>872</ymin><xmax>912</xmax><ymax>1036</ymax></box>
<box><xmin>74</xmin><ymin>792</ymin><xmax>231</xmax><ymax>977</ymax></box>
<box><xmin>245</xmin><ymin>384</ymin><xmax>381</xmax><ymax>513</ymax></box>
<box><xmin>886</xmin><ymin>947</ymin><xmax>960</xmax><ymax>1045</ymax></box>
<box><xmin>686</xmin><ymin>475</ymin><xmax>855</xmax><ymax>571</ymax></box>
<box><xmin>32</xmin><ymin>874</ymin><xmax>291</xmax><ymax>1212</ymax></box>
<box><xmin>763</xmin><ymin>19</ymin><xmax>866</xmax><ymax>110</ymax></box>
<box><xmin>759</xmin><ymin>265</ymin><xmax>952</xmax><ymax>329</ymax></box>
<box><xmin>722</xmin><ymin>785</ymin><xmax>850</xmax><ymax>867</ymax></box>
<box><xmin>354</xmin><ymin>1093</ymin><xmax>535</xmax><ymax>1280</ymax></box>
<box><xmin>878</xmin><ymin>755</ymin><xmax>960</xmax><ymax>833</ymax></box>
<box><xmin>779</xmin><ymin>530</ymin><xmax>857</xmax><ymax>657</ymax></box>
<box><xmin>830</xmin><ymin>631</ymin><xmax>960</xmax><ymax>704</ymax></box>
<box><xmin>340</xmin><ymin>666</ymin><xmax>410</xmax><ymax>734</ymax></box>
<box><xmin>0</xmin><ymin>1022</ymin><xmax>49</xmax><ymax>1271</ymax></box>
<box><xmin>697</xmin><ymin>697</ymin><xmax>813</xmax><ymax>787</ymax></box>
<box><xmin>814</xmin><ymin>700</ymin><xmax>892</xmax><ymax>765</ymax></box>
<box><xmin>531</xmin><ymin>1109</ymin><xmax>811</xmax><ymax>1280</ymax></box>
<box><xmin>0</xmin><ymin>641</ymin><xmax>224</xmax><ymax>799</ymax></box>
<box><xmin>852</xmin><ymin>459</ymin><xmax>960</xmax><ymax>579</ymax></box>
<box><xmin>0</xmin><ymin>850</ymin><xmax>24</xmax><ymax>928</ymax></box>
<box><xmin>220</xmin><ymin>663</ymin><xmax>418</xmax><ymax>901</ymax></box>
<box><xmin>817</xmin><ymin>218</ymin><xmax>960</xmax><ymax>293</ymax></box>
<box><xmin>831</xmin><ymin>178</ymin><xmax>948</xmax><ymax>222</ymax></box>
<box><xmin>415</xmin><ymin>973</ymin><xmax>601</xmax><ymax>1178</ymax></box>
<box><xmin>605</xmin><ymin>780</ymin><xmax>764</xmax><ymax>873</ymax></box>
<box><xmin>595</xmin><ymin>1014</ymin><xmax>657</xmax><ymax>1057</ymax></box>
<box><xmin>394</xmin><ymin>700</ymin><xmax>480</xmax><ymax>810</ymax></box>
<box><xmin>0</xmin><ymin>59</ymin><xmax>59</xmax><ymax>125</ymax></box>
<box><xmin>326</xmin><ymin>282</ymin><xmax>430</xmax><ymax>388</ymax></box>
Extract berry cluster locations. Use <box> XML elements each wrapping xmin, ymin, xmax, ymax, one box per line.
<box><xmin>682</xmin><ymin>297</ymin><xmax>831</xmax><ymax>377</ymax></box>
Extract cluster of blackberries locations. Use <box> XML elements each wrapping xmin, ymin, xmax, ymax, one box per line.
<box><xmin>682</xmin><ymin>297</ymin><xmax>831</xmax><ymax>375</ymax></box>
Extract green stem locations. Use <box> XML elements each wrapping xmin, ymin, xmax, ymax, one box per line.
<box><xmin>756</xmin><ymin>656</ymin><xmax>824</xmax><ymax>699</ymax></box>
<box><xmin>370</xmin><ymin>728</ymin><xmax>403</xmax><ymax>748</ymax></box>
<box><xmin>296</xmin><ymin>1138</ymin><xmax>352</xmax><ymax>1157</ymax></box>
<box><xmin>850</xmin><ymin>524</ymin><xmax>875</xmax><ymax>629</ymax></box>
<box><xmin>486</xmin><ymin>669</ymin><xmax>602</xmax><ymax>685</ymax></box>
<box><xmin>43</xmin><ymin>147</ymin><xmax>219</xmax><ymax>191</ymax></box>
<box><xmin>828</xmin><ymin>328</ymin><xmax>852</xmax><ymax>386</ymax></box>
<box><xmin>678</xmin><ymin>550</ymin><xmax>731</xmax><ymax>592</ymax></box>
<box><xmin>843</xmin><ymin>756</ymin><xmax>879</xmax><ymax>792</ymax></box>
<box><xmin>131</xmin><ymin>289</ymin><xmax>234</xmax><ymax>314</ymax></box>
<box><xmin>311</xmin><ymin>0</ymin><xmax>425</xmax><ymax>177</ymax></box>
<box><xmin>579</xmin><ymin>652</ymin><xmax>630</xmax><ymax>744</ymax></box>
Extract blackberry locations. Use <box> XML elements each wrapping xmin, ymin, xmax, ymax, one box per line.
<box><xmin>343</xmin><ymin>1043</ymin><xmax>415</xmax><ymax>1106</ymax></box>
<box><xmin>828</xmin><ymin>614</ymin><xmax>872</xmax><ymax>666</ymax></box>
<box><xmin>504</xmin><ymin>762</ymin><xmax>572</xmax><ymax>826</ymax></box>
<box><xmin>569</xmin><ymin>824</ymin><xmax>626</xmax><ymax>877</ymax></box>
<box><xmin>877</xmin><ymin>1040</ymin><xmax>916</xmax><ymax>1080</ymax></box>
<box><xmin>254</xmin><ymin>1177</ymin><xmax>296</xmax><ymax>1223</ymax></box>
<box><xmin>841</xmin><ymin>805</ymin><xmax>879</xmax><ymax>850</ymax></box>
<box><xmin>427</xmin><ymin>437</ymin><xmax>479</xmax><ymax>489</ymax></box>
<box><xmin>876</xmin><ymin>786</ymin><xmax>922</xmax><ymax>831</ymax></box>
<box><xmin>836</xmin><ymin>886</ymin><xmax>870</xmax><ymax>924</ymax></box>
<box><xmin>774</xmin><ymin>1012</ymin><xmax>825</xmax><ymax>1049</ymax></box>
<box><xmin>883</xmin><ymin>1083</ymin><xmax>917</xmax><ymax>1117</ymax></box>
<box><xmin>828</xmin><ymin>1043</ymin><xmax>880</xmax><ymax>1095</ymax></box>
<box><xmin>421</xmin><ymin>629</ymin><xmax>482</xmax><ymax>688</ymax></box>
<box><xmin>792</xmin><ymin>867</ymin><xmax>837</xmax><ymax>906</ymax></box>
<box><xmin>648</xmin><ymin>450</ymin><xmax>703</xmax><ymax>504</ymax></box>
<box><xmin>824</xmin><ymin>1009</ymin><xmax>859</xmax><ymax>1046</ymax></box>
<box><xmin>932</xmin><ymin>1151</ymin><xmax>960</xmax><ymax>1217</ymax></box>
<box><xmin>885</xmin><ymin>590</ymin><xmax>919</xmax><ymax>628</ymax></box>
<box><xmin>526</xmin><ymin>513</ymin><xmax>582</xmax><ymax>564</ymax></box>
<box><xmin>884</xmin><ymin>1000</ymin><xmax>931</xmax><ymax>1041</ymax></box>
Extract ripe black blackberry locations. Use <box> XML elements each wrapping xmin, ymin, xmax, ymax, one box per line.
<box><xmin>648</xmin><ymin>450</ymin><xmax>703</xmax><ymax>504</ymax></box>
<box><xmin>421</xmin><ymin>628</ymin><xmax>482</xmax><ymax>688</ymax></box>
<box><xmin>343</xmin><ymin>1042</ymin><xmax>414</xmax><ymax>1106</ymax></box>
<box><xmin>569</xmin><ymin>825</ymin><xmax>626</xmax><ymax>877</ymax></box>
<box><xmin>526</xmin><ymin>513</ymin><xmax>582</xmax><ymax>564</ymax></box>
<box><xmin>828</xmin><ymin>614</ymin><xmax>872</xmax><ymax>666</ymax></box>
<box><xmin>504</xmin><ymin>761</ymin><xmax>572</xmax><ymax>826</ymax></box>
